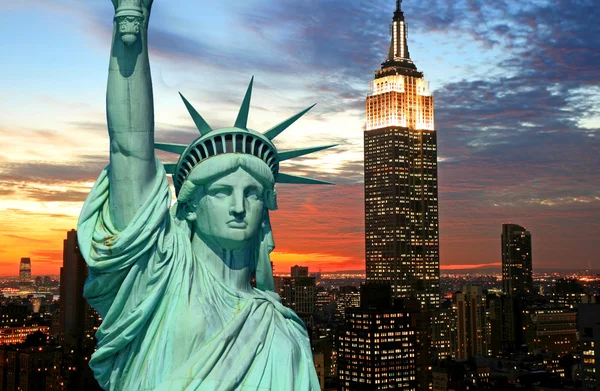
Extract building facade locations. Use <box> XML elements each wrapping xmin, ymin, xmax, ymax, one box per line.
<box><xmin>523</xmin><ymin>308</ymin><xmax>577</xmax><ymax>357</ymax></box>
<box><xmin>337</xmin><ymin>283</ymin><xmax>416</xmax><ymax>390</ymax></box>
<box><xmin>59</xmin><ymin>229</ymin><xmax>103</xmax><ymax>390</ymax></box>
<box><xmin>501</xmin><ymin>223</ymin><xmax>533</xmax><ymax>297</ymax></box>
<box><xmin>578</xmin><ymin>303</ymin><xmax>600</xmax><ymax>390</ymax></box>
<box><xmin>19</xmin><ymin>257</ymin><xmax>32</xmax><ymax>286</ymax></box>
<box><xmin>275</xmin><ymin>267</ymin><xmax>317</xmax><ymax>328</ymax></box>
<box><xmin>453</xmin><ymin>286</ymin><xmax>487</xmax><ymax>359</ymax></box>
<box><xmin>364</xmin><ymin>0</ymin><xmax>439</xmax><ymax>310</ymax></box>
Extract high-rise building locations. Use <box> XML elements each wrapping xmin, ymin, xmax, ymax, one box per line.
<box><xmin>452</xmin><ymin>286</ymin><xmax>487</xmax><ymax>359</ymax></box>
<box><xmin>291</xmin><ymin>265</ymin><xmax>309</xmax><ymax>278</ymax></box>
<box><xmin>60</xmin><ymin>230</ymin><xmax>90</xmax><ymax>345</ymax></box>
<box><xmin>276</xmin><ymin>266</ymin><xmax>316</xmax><ymax>328</ymax></box>
<box><xmin>486</xmin><ymin>293</ymin><xmax>503</xmax><ymax>356</ymax></box>
<box><xmin>523</xmin><ymin>307</ymin><xmax>577</xmax><ymax>357</ymax></box>
<box><xmin>0</xmin><ymin>345</ymin><xmax>61</xmax><ymax>391</ymax></box>
<box><xmin>432</xmin><ymin>299</ymin><xmax>455</xmax><ymax>360</ymax></box>
<box><xmin>335</xmin><ymin>286</ymin><xmax>361</xmax><ymax>322</ymax></box>
<box><xmin>19</xmin><ymin>257</ymin><xmax>32</xmax><ymax>283</ymax></box>
<box><xmin>337</xmin><ymin>283</ymin><xmax>417</xmax><ymax>391</ymax></box>
<box><xmin>501</xmin><ymin>223</ymin><xmax>533</xmax><ymax>297</ymax></box>
<box><xmin>578</xmin><ymin>302</ymin><xmax>600</xmax><ymax>390</ymax></box>
<box><xmin>364</xmin><ymin>0</ymin><xmax>440</xmax><ymax>310</ymax></box>
<box><xmin>401</xmin><ymin>298</ymin><xmax>433</xmax><ymax>391</ymax></box>
<box><xmin>60</xmin><ymin>229</ymin><xmax>102</xmax><ymax>390</ymax></box>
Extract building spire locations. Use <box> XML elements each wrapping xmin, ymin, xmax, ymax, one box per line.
<box><xmin>383</xmin><ymin>0</ymin><xmax>417</xmax><ymax>70</ymax></box>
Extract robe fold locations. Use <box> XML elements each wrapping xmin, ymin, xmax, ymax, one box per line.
<box><xmin>77</xmin><ymin>160</ymin><xmax>320</xmax><ymax>390</ymax></box>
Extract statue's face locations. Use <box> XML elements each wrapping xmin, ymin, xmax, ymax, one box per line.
<box><xmin>193</xmin><ymin>167</ymin><xmax>265</xmax><ymax>251</ymax></box>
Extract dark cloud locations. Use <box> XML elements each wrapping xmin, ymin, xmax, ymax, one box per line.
<box><xmin>0</xmin><ymin>155</ymin><xmax>107</xmax><ymax>184</ymax></box>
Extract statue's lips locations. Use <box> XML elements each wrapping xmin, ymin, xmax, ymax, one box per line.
<box><xmin>227</xmin><ymin>221</ymin><xmax>247</xmax><ymax>229</ymax></box>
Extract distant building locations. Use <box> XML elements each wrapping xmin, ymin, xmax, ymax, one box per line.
<box><xmin>0</xmin><ymin>304</ymin><xmax>28</xmax><ymax>328</ymax></box>
<box><xmin>313</xmin><ymin>352</ymin><xmax>325</xmax><ymax>390</ymax></box>
<box><xmin>432</xmin><ymin>299</ymin><xmax>455</xmax><ymax>360</ymax></box>
<box><xmin>401</xmin><ymin>299</ymin><xmax>433</xmax><ymax>391</ymax></box>
<box><xmin>501</xmin><ymin>223</ymin><xmax>533</xmax><ymax>297</ymax></box>
<box><xmin>577</xmin><ymin>303</ymin><xmax>600</xmax><ymax>390</ymax></box>
<box><xmin>486</xmin><ymin>293</ymin><xmax>525</xmax><ymax>355</ymax></box>
<box><xmin>291</xmin><ymin>265</ymin><xmax>309</xmax><ymax>278</ymax></box>
<box><xmin>19</xmin><ymin>258</ymin><xmax>32</xmax><ymax>284</ymax></box>
<box><xmin>486</xmin><ymin>293</ymin><xmax>503</xmax><ymax>356</ymax></box>
<box><xmin>0</xmin><ymin>326</ymin><xmax>50</xmax><ymax>345</ymax></box>
<box><xmin>315</xmin><ymin>289</ymin><xmax>335</xmax><ymax>313</ymax></box>
<box><xmin>0</xmin><ymin>345</ymin><xmax>61</xmax><ymax>391</ymax></box>
<box><xmin>337</xmin><ymin>283</ymin><xmax>417</xmax><ymax>391</ymax></box>
<box><xmin>452</xmin><ymin>286</ymin><xmax>487</xmax><ymax>359</ymax></box>
<box><xmin>364</xmin><ymin>0</ymin><xmax>440</xmax><ymax>311</ymax></box>
<box><xmin>59</xmin><ymin>229</ymin><xmax>102</xmax><ymax>390</ymax></box>
<box><xmin>550</xmin><ymin>278</ymin><xmax>589</xmax><ymax>308</ymax></box>
<box><xmin>276</xmin><ymin>266</ymin><xmax>316</xmax><ymax>328</ymax></box>
<box><xmin>523</xmin><ymin>307</ymin><xmax>577</xmax><ymax>357</ymax></box>
<box><xmin>432</xmin><ymin>358</ymin><xmax>490</xmax><ymax>391</ymax></box>
<box><xmin>335</xmin><ymin>286</ymin><xmax>361</xmax><ymax>322</ymax></box>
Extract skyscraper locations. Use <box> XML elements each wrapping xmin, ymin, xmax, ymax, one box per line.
<box><xmin>578</xmin><ymin>302</ymin><xmax>600</xmax><ymax>390</ymax></box>
<box><xmin>452</xmin><ymin>286</ymin><xmax>487</xmax><ymax>359</ymax></box>
<box><xmin>60</xmin><ymin>230</ymin><xmax>89</xmax><ymax>345</ymax></box>
<box><xmin>19</xmin><ymin>257</ymin><xmax>32</xmax><ymax>283</ymax></box>
<box><xmin>365</xmin><ymin>0</ymin><xmax>440</xmax><ymax>310</ymax></box>
<box><xmin>60</xmin><ymin>229</ymin><xmax>102</xmax><ymax>390</ymax></box>
<box><xmin>501</xmin><ymin>223</ymin><xmax>533</xmax><ymax>297</ymax></box>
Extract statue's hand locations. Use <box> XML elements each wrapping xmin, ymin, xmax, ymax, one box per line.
<box><xmin>113</xmin><ymin>0</ymin><xmax>153</xmax><ymax>46</ymax></box>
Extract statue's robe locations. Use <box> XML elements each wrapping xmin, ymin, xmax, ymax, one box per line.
<box><xmin>77</xmin><ymin>160</ymin><xmax>320</xmax><ymax>391</ymax></box>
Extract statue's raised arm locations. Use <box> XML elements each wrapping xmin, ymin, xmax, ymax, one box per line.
<box><xmin>106</xmin><ymin>0</ymin><xmax>155</xmax><ymax>231</ymax></box>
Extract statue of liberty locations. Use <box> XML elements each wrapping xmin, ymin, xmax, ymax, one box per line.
<box><xmin>77</xmin><ymin>0</ymin><xmax>334</xmax><ymax>389</ymax></box>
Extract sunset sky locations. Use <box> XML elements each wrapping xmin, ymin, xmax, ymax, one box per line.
<box><xmin>0</xmin><ymin>0</ymin><xmax>598</xmax><ymax>276</ymax></box>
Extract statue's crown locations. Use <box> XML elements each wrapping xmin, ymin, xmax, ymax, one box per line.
<box><xmin>156</xmin><ymin>77</ymin><xmax>336</xmax><ymax>196</ymax></box>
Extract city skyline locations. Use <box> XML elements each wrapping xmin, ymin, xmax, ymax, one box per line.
<box><xmin>1</xmin><ymin>0</ymin><xmax>598</xmax><ymax>275</ymax></box>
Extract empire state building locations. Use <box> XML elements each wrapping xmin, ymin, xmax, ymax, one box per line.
<box><xmin>365</xmin><ymin>0</ymin><xmax>440</xmax><ymax>310</ymax></box>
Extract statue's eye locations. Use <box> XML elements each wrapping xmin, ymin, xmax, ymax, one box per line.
<box><xmin>245</xmin><ymin>188</ymin><xmax>262</xmax><ymax>200</ymax></box>
<box><xmin>209</xmin><ymin>187</ymin><xmax>231</xmax><ymax>198</ymax></box>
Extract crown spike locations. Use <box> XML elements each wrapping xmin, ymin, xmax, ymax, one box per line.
<box><xmin>278</xmin><ymin>144</ymin><xmax>337</xmax><ymax>162</ymax></box>
<box><xmin>155</xmin><ymin>142</ymin><xmax>187</xmax><ymax>154</ymax></box>
<box><xmin>234</xmin><ymin>76</ymin><xmax>254</xmax><ymax>130</ymax></box>
<box><xmin>263</xmin><ymin>104</ymin><xmax>316</xmax><ymax>140</ymax></box>
<box><xmin>276</xmin><ymin>173</ymin><xmax>333</xmax><ymax>185</ymax></box>
<box><xmin>179</xmin><ymin>92</ymin><xmax>213</xmax><ymax>135</ymax></box>
<box><xmin>164</xmin><ymin>163</ymin><xmax>177</xmax><ymax>175</ymax></box>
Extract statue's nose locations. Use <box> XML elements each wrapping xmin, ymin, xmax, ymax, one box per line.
<box><xmin>229</xmin><ymin>193</ymin><xmax>245</xmax><ymax>216</ymax></box>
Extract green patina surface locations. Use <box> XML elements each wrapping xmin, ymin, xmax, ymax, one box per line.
<box><xmin>77</xmin><ymin>0</ymin><xmax>333</xmax><ymax>389</ymax></box>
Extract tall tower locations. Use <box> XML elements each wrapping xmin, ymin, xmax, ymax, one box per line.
<box><xmin>19</xmin><ymin>257</ymin><xmax>32</xmax><ymax>282</ymax></box>
<box><xmin>501</xmin><ymin>223</ymin><xmax>533</xmax><ymax>297</ymax></box>
<box><xmin>365</xmin><ymin>0</ymin><xmax>439</xmax><ymax>310</ymax></box>
<box><xmin>60</xmin><ymin>229</ymin><xmax>103</xmax><ymax>390</ymax></box>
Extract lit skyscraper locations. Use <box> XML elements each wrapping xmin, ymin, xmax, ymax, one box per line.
<box><xmin>365</xmin><ymin>0</ymin><xmax>440</xmax><ymax>310</ymax></box>
<box><xmin>19</xmin><ymin>257</ymin><xmax>32</xmax><ymax>283</ymax></box>
<box><xmin>501</xmin><ymin>223</ymin><xmax>532</xmax><ymax>297</ymax></box>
